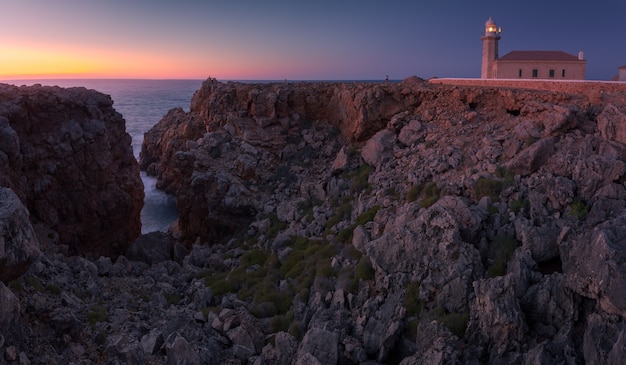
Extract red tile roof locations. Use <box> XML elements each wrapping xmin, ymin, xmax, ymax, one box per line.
<box><xmin>498</xmin><ymin>50</ymin><xmax>582</xmax><ymax>62</ymax></box>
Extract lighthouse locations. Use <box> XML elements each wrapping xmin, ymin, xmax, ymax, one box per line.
<box><xmin>481</xmin><ymin>17</ymin><xmax>501</xmax><ymax>78</ymax></box>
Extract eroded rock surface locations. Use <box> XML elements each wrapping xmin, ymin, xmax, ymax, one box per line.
<box><xmin>0</xmin><ymin>83</ymin><xmax>143</xmax><ymax>257</ymax></box>
<box><xmin>5</xmin><ymin>78</ymin><xmax>626</xmax><ymax>364</ymax></box>
<box><xmin>0</xmin><ymin>187</ymin><xmax>40</xmax><ymax>282</ymax></box>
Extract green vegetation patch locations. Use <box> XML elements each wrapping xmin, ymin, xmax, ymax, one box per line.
<box><xmin>475</xmin><ymin>178</ymin><xmax>504</xmax><ymax>200</ymax></box>
<box><xmin>569</xmin><ymin>198</ymin><xmax>589</xmax><ymax>221</ymax></box>
<box><xmin>438</xmin><ymin>311</ymin><xmax>470</xmax><ymax>338</ymax></box>
<box><xmin>342</xmin><ymin>163</ymin><xmax>373</xmax><ymax>194</ymax></box>
<box><xmin>407</xmin><ymin>185</ymin><xmax>420</xmax><ymax>202</ymax></box>
<box><xmin>420</xmin><ymin>182</ymin><xmax>440</xmax><ymax>208</ymax></box>
<box><xmin>332</xmin><ymin>205</ymin><xmax>380</xmax><ymax>243</ymax></box>
<box><xmin>403</xmin><ymin>282</ymin><xmax>424</xmax><ymax>318</ymax></box>
<box><xmin>87</xmin><ymin>305</ymin><xmax>108</xmax><ymax>327</ymax></box>
<box><xmin>326</xmin><ymin>202</ymin><xmax>353</xmax><ymax>231</ymax></box>
<box><xmin>475</xmin><ymin>167</ymin><xmax>515</xmax><ymax>201</ymax></box>
<box><xmin>265</xmin><ymin>214</ymin><xmax>288</xmax><ymax>239</ymax></box>
<box><xmin>487</xmin><ymin>235</ymin><xmax>519</xmax><ymax>277</ymax></box>
<box><xmin>298</xmin><ymin>197</ymin><xmax>323</xmax><ymax>222</ymax></box>
<box><xmin>199</xmin><ymin>233</ymin><xmax>379</xmax><ymax>325</ymax></box>
<box><xmin>510</xmin><ymin>198</ymin><xmax>528</xmax><ymax>213</ymax></box>
<box><xmin>25</xmin><ymin>276</ymin><xmax>44</xmax><ymax>292</ymax></box>
<box><xmin>354</xmin><ymin>256</ymin><xmax>375</xmax><ymax>281</ymax></box>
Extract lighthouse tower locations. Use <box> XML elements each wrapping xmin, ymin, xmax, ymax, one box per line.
<box><xmin>481</xmin><ymin>17</ymin><xmax>501</xmax><ymax>78</ymax></box>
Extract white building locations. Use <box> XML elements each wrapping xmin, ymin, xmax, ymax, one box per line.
<box><xmin>481</xmin><ymin>17</ymin><xmax>586</xmax><ymax>80</ymax></box>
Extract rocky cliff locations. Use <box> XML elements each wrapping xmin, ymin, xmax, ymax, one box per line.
<box><xmin>0</xmin><ymin>83</ymin><xmax>143</xmax><ymax>257</ymax></box>
<box><xmin>4</xmin><ymin>78</ymin><xmax>626</xmax><ymax>364</ymax></box>
<box><xmin>135</xmin><ymin>78</ymin><xmax>626</xmax><ymax>364</ymax></box>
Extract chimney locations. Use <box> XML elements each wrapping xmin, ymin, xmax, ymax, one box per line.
<box><xmin>578</xmin><ymin>51</ymin><xmax>584</xmax><ymax>60</ymax></box>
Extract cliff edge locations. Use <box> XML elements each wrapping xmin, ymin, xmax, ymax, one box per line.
<box><xmin>135</xmin><ymin>77</ymin><xmax>626</xmax><ymax>364</ymax></box>
<box><xmin>0</xmin><ymin>83</ymin><xmax>143</xmax><ymax>257</ymax></box>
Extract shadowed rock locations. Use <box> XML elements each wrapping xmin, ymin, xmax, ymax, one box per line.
<box><xmin>0</xmin><ymin>187</ymin><xmax>40</xmax><ymax>282</ymax></box>
<box><xmin>0</xmin><ymin>83</ymin><xmax>143</xmax><ymax>257</ymax></box>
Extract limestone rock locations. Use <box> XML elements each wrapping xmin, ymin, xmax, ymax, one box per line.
<box><xmin>361</xmin><ymin>129</ymin><xmax>395</xmax><ymax>167</ymax></box>
<box><xmin>0</xmin><ymin>84</ymin><xmax>143</xmax><ymax>257</ymax></box>
<box><xmin>0</xmin><ymin>187</ymin><xmax>40</xmax><ymax>282</ymax></box>
<box><xmin>398</xmin><ymin>119</ymin><xmax>423</xmax><ymax>146</ymax></box>
<box><xmin>296</xmin><ymin>327</ymin><xmax>339</xmax><ymax>365</ymax></box>
<box><xmin>561</xmin><ymin>217</ymin><xmax>626</xmax><ymax>317</ymax></box>
<box><xmin>360</xmin><ymin>204</ymin><xmax>482</xmax><ymax>312</ymax></box>
<box><xmin>126</xmin><ymin>231</ymin><xmax>173</xmax><ymax>265</ymax></box>
<box><xmin>331</xmin><ymin>146</ymin><xmax>349</xmax><ymax>174</ymax></box>
<box><xmin>597</xmin><ymin>103</ymin><xmax>626</xmax><ymax>144</ymax></box>
<box><xmin>505</xmin><ymin>137</ymin><xmax>555</xmax><ymax>176</ymax></box>
<box><xmin>0</xmin><ymin>282</ymin><xmax>19</xmax><ymax>327</ymax></box>
<box><xmin>469</xmin><ymin>275</ymin><xmax>528</xmax><ymax>362</ymax></box>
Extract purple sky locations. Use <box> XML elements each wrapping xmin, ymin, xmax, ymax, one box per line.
<box><xmin>1</xmin><ymin>0</ymin><xmax>624</xmax><ymax>80</ymax></box>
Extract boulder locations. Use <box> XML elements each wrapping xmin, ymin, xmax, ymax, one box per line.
<box><xmin>126</xmin><ymin>232</ymin><xmax>173</xmax><ymax>265</ymax></box>
<box><xmin>505</xmin><ymin>137</ymin><xmax>555</xmax><ymax>176</ymax></box>
<box><xmin>164</xmin><ymin>332</ymin><xmax>201</xmax><ymax>365</ymax></box>
<box><xmin>359</xmin><ymin>204</ymin><xmax>482</xmax><ymax>312</ymax></box>
<box><xmin>0</xmin><ymin>282</ymin><xmax>19</xmax><ymax>327</ymax></box>
<box><xmin>0</xmin><ymin>187</ymin><xmax>40</xmax><ymax>282</ymax></box>
<box><xmin>561</xmin><ymin>217</ymin><xmax>626</xmax><ymax>317</ymax></box>
<box><xmin>295</xmin><ymin>327</ymin><xmax>339</xmax><ymax>365</ymax></box>
<box><xmin>361</xmin><ymin>129</ymin><xmax>395</xmax><ymax>167</ymax></box>
<box><xmin>469</xmin><ymin>275</ymin><xmax>528</xmax><ymax>362</ymax></box>
<box><xmin>597</xmin><ymin>104</ymin><xmax>626</xmax><ymax>144</ymax></box>
<box><xmin>398</xmin><ymin>119</ymin><xmax>423</xmax><ymax>146</ymax></box>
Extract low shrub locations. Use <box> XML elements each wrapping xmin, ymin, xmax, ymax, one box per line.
<box><xmin>488</xmin><ymin>235</ymin><xmax>519</xmax><ymax>277</ymax></box>
<box><xmin>510</xmin><ymin>198</ymin><xmax>528</xmax><ymax>213</ymax></box>
<box><xmin>87</xmin><ymin>305</ymin><xmax>108</xmax><ymax>327</ymax></box>
<box><xmin>407</xmin><ymin>185</ymin><xmax>420</xmax><ymax>202</ymax></box>
<box><xmin>25</xmin><ymin>276</ymin><xmax>44</xmax><ymax>292</ymax></box>
<box><xmin>325</xmin><ymin>202</ymin><xmax>352</xmax><ymax>231</ymax></box>
<box><xmin>345</xmin><ymin>163</ymin><xmax>373</xmax><ymax>194</ymax></box>
<box><xmin>475</xmin><ymin>178</ymin><xmax>503</xmax><ymax>200</ymax></box>
<box><xmin>438</xmin><ymin>311</ymin><xmax>470</xmax><ymax>338</ymax></box>
<box><xmin>420</xmin><ymin>182</ymin><xmax>440</xmax><ymax>208</ymax></box>
<box><xmin>165</xmin><ymin>293</ymin><xmax>181</xmax><ymax>305</ymax></box>
<box><xmin>569</xmin><ymin>198</ymin><xmax>589</xmax><ymax>221</ymax></box>
<box><xmin>403</xmin><ymin>282</ymin><xmax>424</xmax><ymax>317</ymax></box>
<box><xmin>270</xmin><ymin>311</ymin><xmax>294</xmax><ymax>333</ymax></box>
<box><xmin>494</xmin><ymin>166</ymin><xmax>515</xmax><ymax>186</ymax></box>
<box><xmin>266</xmin><ymin>214</ymin><xmax>288</xmax><ymax>239</ymax></box>
<box><xmin>354</xmin><ymin>256</ymin><xmax>375</xmax><ymax>281</ymax></box>
<box><xmin>298</xmin><ymin>197</ymin><xmax>323</xmax><ymax>222</ymax></box>
<box><xmin>355</xmin><ymin>205</ymin><xmax>380</xmax><ymax>226</ymax></box>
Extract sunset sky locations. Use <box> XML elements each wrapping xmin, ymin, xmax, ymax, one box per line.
<box><xmin>1</xmin><ymin>0</ymin><xmax>625</xmax><ymax>81</ymax></box>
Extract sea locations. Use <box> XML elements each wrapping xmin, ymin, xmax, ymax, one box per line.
<box><xmin>1</xmin><ymin>79</ymin><xmax>204</xmax><ymax>234</ymax></box>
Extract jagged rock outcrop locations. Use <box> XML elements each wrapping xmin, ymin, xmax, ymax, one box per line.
<box><xmin>0</xmin><ymin>187</ymin><xmax>40</xmax><ymax>282</ymax></box>
<box><xmin>0</xmin><ymin>84</ymin><xmax>143</xmax><ymax>257</ymax></box>
<box><xmin>134</xmin><ymin>78</ymin><xmax>626</xmax><ymax>364</ymax></box>
<box><xmin>140</xmin><ymin>78</ymin><xmax>424</xmax><ymax>245</ymax></box>
<box><xmin>6</xmin><ymin>78</ymin><xmax>626</xmax><ymax>364</ymax></box>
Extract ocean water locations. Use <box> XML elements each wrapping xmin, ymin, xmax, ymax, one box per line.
<box><xmin>2</xmin><ymin>79</ymin><xmax>204</xmax><ymax>233</ymax></box>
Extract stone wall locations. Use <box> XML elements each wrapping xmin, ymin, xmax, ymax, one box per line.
<box><xmin>429</xmin><ymin>78</ymin><xmax>626</xmax><ymax>101</ymax></box>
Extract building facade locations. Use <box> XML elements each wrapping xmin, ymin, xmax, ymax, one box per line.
<box><xmin>481</xmin><ymin>17</ymin><xmax>586</xmax><ymax>80</ymax></box>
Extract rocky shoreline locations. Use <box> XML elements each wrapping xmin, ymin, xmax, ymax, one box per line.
<box><xmin>2</xmin><ymin>78</ymin><xmax>626</xmax><ymax>364</ymax></box>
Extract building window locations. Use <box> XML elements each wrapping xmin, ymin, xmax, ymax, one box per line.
<box><xmin>518</xmin><ymin>69</ymin><xmax>522</xmax><ymax>77</ymax></box>
<box><xmin>532</xmin><ymin>69</ymin><xmax>538</xmax><ymax>78</ymax></box>
<box><xmin>562</xmin><ymin>69</ymin><xmax>566</xmax><ymax>77</ymax></box>
<box><xmin>549</xmin><ymin>69</ymin><xmax>555</xmax><ymax>78</ymax></box>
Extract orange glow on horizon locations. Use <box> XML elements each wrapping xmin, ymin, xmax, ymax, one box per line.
<box><xmin>0</xmin><ymin>40</ymin><xmax>345</xmax><ymax>81</ymax></box>
<box><xmin>0</xmin><ymin>40</ymin><xmax>213</xmax><ymax>80</ymax></box>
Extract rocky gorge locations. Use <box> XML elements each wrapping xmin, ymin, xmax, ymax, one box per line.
<box><xmin>2</xmin><ymin>78</ymin><xmax>626</xmax><ymax>364</ymax></box>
